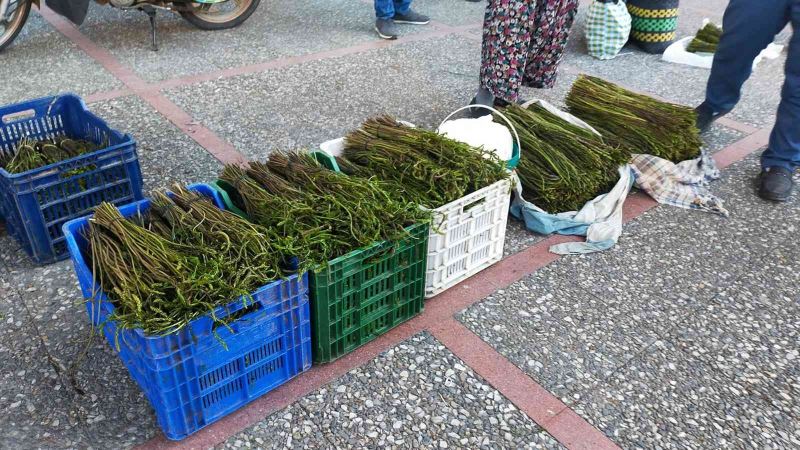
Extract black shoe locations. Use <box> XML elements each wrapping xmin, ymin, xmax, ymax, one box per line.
<box><xmin>375</xmin><ymin>19</ymin><xmax>399</xmax><ymax>40</ymax></box>
<box><xmin>695</xmin><ymin>102</ymin><xmax>728</xmax><ymax>132</ymax></box>
<box><xmin>393</xmin><ymin>10</ymin><xmax>430</xmax><ymax>25</ymax></box>
<box><xmin>758</xmin><ymin>166</ymin><xmax>795</xmax><ymax>202</ymax></box>
<box><xmin>467</xmin><ymin>97</ymin><xmax>491</xmax><ymax>118</ymax></box>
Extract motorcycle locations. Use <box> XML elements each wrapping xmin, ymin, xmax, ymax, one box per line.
<box><xmin>0</xmin><ymin>0</ymin><xmax>260</xmax><ymax>52</ymax></box>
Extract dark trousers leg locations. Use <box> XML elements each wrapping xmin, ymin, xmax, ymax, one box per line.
<box><xmin>762</xmin><ymin>1</ymin><xmax>800</xmax><ymax>170</ymax></box>
<box><xmin>705</xmin><ymin>0</ymin><xmax>790</xmax><ymax>113</ymax></box>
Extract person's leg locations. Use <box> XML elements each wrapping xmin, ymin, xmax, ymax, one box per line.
<box><xmin>374</xmin><ymin>0</ymin><xmax>395</xmax><ymax>20</ymax></box>
<box><xmin>478</xmin><ymin>0</ymin><xmax>537</xmax><ymax>104</ymax></box>
<box><xmin>392</xmin><ymin>0</ymin><xmax>412</xmax><ymax>16</ymax></box>
<box><xmin>704</xmin><ymin>0</ymin><xmax>790</xmax><ymax>115</ymax></box>
<box><xmin>759</xmin><ymin>2</ymin><xmax>800</xmax><ymax>200</ymax></box>
<box><xmin>393</xmin><ymin>0</ymin><xmax>429</xmax><ymax>24</ymax></box>
<box><xmin>522</xmin><ymin>0</ymin><xmax>579</xmax><ymax>90</ymax></box>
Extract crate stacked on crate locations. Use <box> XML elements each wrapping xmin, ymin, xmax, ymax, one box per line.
<box><xmin>0</xmin><ymin>94</ymin><xmax>143</xmax><ymax>264</ymax></box>
<box><xmin>63</xmin><ymin>184</ymin><xmax>312</xmax><ymax>440</ymax></box>
<box><xmin>314</xmin><ymin>111</ymin><xmax>516</xmax><ymax>299</ymax></box>
<box><xmin>210</xmin><ymin>179</ymin><xmax>428</xmax><ymax>364</ymax></box>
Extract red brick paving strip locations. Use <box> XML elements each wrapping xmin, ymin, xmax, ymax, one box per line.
<box><xmin>431</xmin><ymin>319</ymin><xmax>622</xmax><ymax>450</ymax></box>
<box><xmin>32</xmin><ymin>7</ymin><xmax>769</xmax><ymax>448</ymax></box>
<box><xmin>39</xmin><ymin>6</ymin><xmax>247</xmax><ymax>165</ymax></box>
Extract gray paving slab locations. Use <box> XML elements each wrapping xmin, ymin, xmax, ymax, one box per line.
<box><xmin>458</xmin><ymin>266</ymin><xmax>659</xmax><ymax>406</ymax></box>
<box><xmin>414</xmin><ymin>0</ymin><xmax>485</xmax><ymax>28</ymax></box>
<box><xmin>88</xmin><ymin>95</ymin><xmax>222</xmax><ymax>193</ymax></box>
<box><xmin>0</xmin><ymin>260</ymin><xmax>157</xmax><ymax>450</ymax></box>
<box><xmin>228</xmin><ymin>333</ymin><xmax>564</xmax><ymax>449</ymax></box>
<box><xmin>164</xmin><ymin>33</ymin><xmax>481</xmax><ymax>160</ymax></box>
<box><xmin>0</xmin><ymin>11</ymin><xmax>122</xmax><ymax>105</ymax></box>
<box><xmin>216</xmin><ymin>403</ymin><xmax>329</xmax><ymax>449</ymax></box>
<box><xmin>78</xmin><ymin>0</ymin><xmax>435</xmax><ymax>83</ymax></box>
<box><xmin>574</xmin><ymin>340</ymin><xmax>750</xmax><ymax>449</ymax></box>
<box><xmin>549</xmin><ymin>152</ymin><xmax>798</xmax><ymax>334</ymax></box>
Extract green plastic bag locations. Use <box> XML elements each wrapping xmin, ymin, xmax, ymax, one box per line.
<box><xmin>586</xmin><ymin>0</ymin><xmax>632</xmax><ymax>60</ymax></box>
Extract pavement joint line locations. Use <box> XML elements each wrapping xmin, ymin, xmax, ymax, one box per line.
<box><xmin>85</xmin><ymin>88</ymin><xmax>135</xmax><ymax>104</ymax></box>
<box><xmin>39</xmin><ymin>5</ymin><xmax>248</xmax><ymax>166</ymax></box>
<box><xmin>430</xmin><ymin>318</ymin><xmax>622</xmax><ymax>450</ymax></box>
<box><xmin>153</xmin><ymin>22</ymin><xmax>465</xmax><ymax>92</ymax></box>
<box><xmin>136</xmin><ymin>130</ymin><xmax>766</xmax><ymax>450</ymax></box>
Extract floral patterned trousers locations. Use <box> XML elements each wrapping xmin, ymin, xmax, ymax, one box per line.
<box><xmin>480</xmin><ymin>0</ymin><xmax>579</xmax><ymax>102</ymax></box>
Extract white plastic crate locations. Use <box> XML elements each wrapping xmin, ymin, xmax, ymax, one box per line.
<box><xmin>424</xmin><ymin>178</ymin><xmax>511</xmax><ymax>297</ymax></box>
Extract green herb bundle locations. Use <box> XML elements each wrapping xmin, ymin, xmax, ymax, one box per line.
<box><xmin>342</xmin><ymin>116</ymin><xmax>509</xmax><ymax>208</ymax></box>
<box><xmin>566</xmin><ymin>75</ymin><xmax>702</xmax><ymax>162</ymax></box>
<box><xmin>222</xmin><ymin>151</ymin><xmax>428</xmax><ymax>266</ymax></box>
<box><xmin>87</xmin><ymin>183</ymin><xmax>300</xmax><ymax>336</ymax></box>
<box><xmin>501</xmin><ymin>103</ymin><xmax>630</xmax><ymax>212</ymax></box>
<box><xmin>89</xmin><ymin>202</ymin><xmax>235</xmax><ymax>336</ymax></box>
<box><xmin>0</xmin><ymin>136</ymin><xmax>100</xmax><ymax>174</ymax></box>
<box><xmin>687</xmin><ymin>23</ymin><xmax>722</xmax><ymax>53</ymax></box>
<box><xmin>220</xmin><ymin>164</ymin><xmax>339</xmax><ymax>266</ymax></box>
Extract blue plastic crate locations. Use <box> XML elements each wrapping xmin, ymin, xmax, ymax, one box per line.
<box><xmin>62</xmin><ymin>184</ymin><xmax>313</xmax><ymax>441</ymax></box>
<box><xmin>0</xmin><ymin>93</ymin><xmax>143</xmax><ymax>264</ymax></box>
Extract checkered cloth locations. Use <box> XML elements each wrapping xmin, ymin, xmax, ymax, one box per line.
<box><xmin>585</xmin><ymin>0</ymin><xmax>632</xmax><ymax>60</ymax></box>
<box><xmin>630</xmin><ymin>151</ymin><xmax>729</xmax><ymax>216</ymax></box>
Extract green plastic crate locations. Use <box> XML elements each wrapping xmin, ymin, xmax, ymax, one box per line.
<box><xmin>310</xmin><ymin>222</ymin><xmax>427</xmax><ymax>363</ymax></box>
<box><xmin>210</xmin><ymin>179</ymin><xmax>429</xmax><ymax>364</ymax></box>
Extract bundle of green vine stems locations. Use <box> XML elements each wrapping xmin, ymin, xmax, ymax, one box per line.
<box><xmin>219</xmin><ymin>150</ymin><xmax>430</xmax><ymax>267</ymax></box>
<box><xmin>339</xmin><ymin>115</ymin><xmax>510</xmax><ymax>209</ymax></box>
<box><xmin>500</xmin><ymin>103</ymin><xmax>630</xmax><ymax>212</ymax></box>
<box><xmin>88</xmin><ymin>184</ymin><xmax>287</xmax><ymax>336</ymax></box>
<box><xmin>0</xmin><ymin>136</ymin><xmax>101</xmax><ymax>174</ymax></box>
<box><xmin>687</xmin><ymin>22</ymin><xmax>722</xmax><ymax>54</ymax></box>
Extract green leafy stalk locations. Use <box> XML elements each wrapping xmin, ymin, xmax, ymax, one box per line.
<box><xmin>565</xmin><ymin>75</ymin><xmax>702</xmax><ymax>163</ymax></box>
<box><xmin>501</xmin><ymin>103</ymin><xmax>630</xmax><ymax>212</ymax></box>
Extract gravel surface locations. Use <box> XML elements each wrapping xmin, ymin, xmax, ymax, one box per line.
<box><xmin>164</xmin><ymin>34</ymin><xmax>481</xmax><ymax>161</ymax></box>
<box><xmin>0</xmin><ymin>261</ymin><xmax>157</xmax><ymax>450</ymax></box>
<box><xmin>0</xmin><ymin>11</ymin><xmax>122</xmax><ymax>105</ymax></box>
<box><xmin>89</xmin><ymin>96</ymin><xmax>222</xmax><ymax>193</ymax></box>
<box><xmin>220</xmin><ymin>333</ymin><xmax>564</xmax><ymax>450</ymax></box>
<box><xmin>458</xmin><ymin>266</ymin><xmax>658</xmax><ymax>405</ymax></box>
<box><xmin>78</xmin><ymin>0</ymin><xmax>434</xmax><ymax>82</ymax></box>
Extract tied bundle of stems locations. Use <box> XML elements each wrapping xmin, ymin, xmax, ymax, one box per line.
<box><xmin>88</xmin><ymin>184</ymin><xmax>301</xmax><ymax>337</ymax></box>
<box><xmin>151</xmin><ymin>185</ymin><xmax>287</xmax><ymax>288</ymax></box>
<box><xmin>566</xmin><ymin>75</ymin><xmax>703</xmax><ymax>163</ymax></box>
<box><xmin>0</xmin><ymin>136</ymin><xmax>101</xmax><ymax>174</ymax></box>
<box><xmin>88</xmin><ymin>201</ymin><xmax>238</xmax><ymax>336</ymax></box>
<box><xmin>342</xmin><ymin>115</ymin><xmax>509</xmax><ymax>208</ymax></box>
<box><xmin>221</xmin><ymin>151</ymin><xmax>430</xmax><ymax>265</ymax></box>
<box><xmin>687</xmin><ymin>22</ymin><xmax>722</xmax><ymax>53</ymax></box>
<box><xmin>266</xmin><ymin>150</ymin><xmax>427</xmax><ymax>239</ymax></box>
<box><xmin>220</xmin><ymin>165</ymin><xmax>346</xmax><ymax>266</ymax></box>
<box><xmin>501</xmin><ymin>103</ymin><xmax>631</xmax><ymax>212</ymax></box>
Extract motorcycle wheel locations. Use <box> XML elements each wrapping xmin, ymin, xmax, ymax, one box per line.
<box><xmin>0</xmin><ymin>0</ymin><xmax>31</xmax><ymax>52</ymax></box>
<box><xmin>180</xmin><ymin>0</ymin><xmax>259</xmax><ymax>30</ymax></box>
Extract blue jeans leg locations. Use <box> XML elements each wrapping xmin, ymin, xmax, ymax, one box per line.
<box><xmin>374</xmin><ymin>0</ymin><xmax>395</xmax><ymax>20</ymax></box>
<box><xmin>705</xmin><ymin>0</ymin><xmax>790</xmax><ymax>114</ymax></box>
<box><xmin>375</xmin><ymin>0</ymin><xmax>412</xmax><ymax>19</ymax></box>
<box><xmin>762</xmin><ymin>1</ymin><xmax>800</xmax><ymax>171</ymax></box>
<box><xmin>393</xmin><ymin>0</ymin><xmax>412</xmax><ymax>15</ymax></box>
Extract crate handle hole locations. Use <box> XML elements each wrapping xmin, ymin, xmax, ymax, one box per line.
<box><xmin>3</xmin><ymin>109</ymin><xmax>36</xmax><ymax>124</ymax></box>
<box><xmin>214</xmin><ymin>301</ymin><xmax>263</xmax><ymax>332</ymax></box>
<box><xmin>462</xmin><ymin>198</ymin><xmax>486</xmax><ymax>213</ymax></box>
